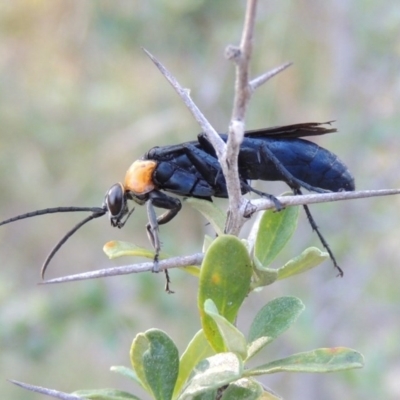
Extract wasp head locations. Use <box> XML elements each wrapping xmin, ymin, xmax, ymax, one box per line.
<box><xmin>104</xmin><ymin>183</ymin><xmax>130</xmax><ymax>228</ymax></box>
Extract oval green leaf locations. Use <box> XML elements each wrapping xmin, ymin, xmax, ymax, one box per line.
<box><xmin>110</xmin><ymin>366</ymin><xmax>143</xmax><ymax>387</ymax></box>
<box><xmin>130</xmin><ymin>329</ymin><xmax>179</xmax><ymax>400</ymax></box>
<box><xmin>202</xmin><ymin>234</ymin><xmax>215</xmax><ymax>253</ymax></box>
<box><xmin>258</xmin><ymin>390</ymin><xmax>283</xmax><ymax>400</ymax></box>
<box><xmin>277</xmin><ymin>247</ymin><xmax>328</xmax><ymax>280</ymax></box>
<box><xmin>186</xmin><ymin>198</ymin><xmax>226</xmax><ymax>236</ymax></box>
<box><xmin>220</xmin><ymin>378</ymin><xmax>263</xmax><ymax>400</ymax></box>
<box><xmin>103</xmin><ymin>241</ymin><xmax>160</xmax><ymax>260</ymax></box>
<box><xmin>254</xmin><ymin>206</ymin><xmax>299</xmax><ymax>267</ymax></box>
<box><xmin>247</xmin><ymin>347</ymin><xmax>364</xmax><ymax>375</ymax></box>
<box><xmin>178</xmin><ymin>353</ymin><xmax>243</xmax><ymax>400</ymax></box>
<box><xmin>250</xmin><ymin>257</ymin><xmax>278</xmax><ymax>290</ymax></box>
<box><xmin>73</xmin><ymin>389</ymin><xmax>141</xmax><ymax>400</ymax></box>
<box><xmin>130</xmin><ymin>333</ymin><xmax>152</xmax><ymax>394</ymax></box>
<box><xmin>198</xmin><ymin>235</ymin><xmax>252</xmax><ymax>352</ymax></box>
<box><xmin>204</xmin><ymin>299</ymin><xmax>247</xmax><ymax>359</ymax></box>
<box><xmin>247</xmin><ymin>297</ymin><xmax>304</xmax><ymax>360</ymax></box>
<box><xmin>103</xmin><ymin>241</ymin><xmax>200</xmax><ymax>276</ymax></box>
<box><xmin>173</xmin><ymin>330</ymin><xmax>214</xmax><ymax>399</ymax></box>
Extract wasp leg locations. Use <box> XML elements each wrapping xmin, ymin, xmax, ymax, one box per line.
<box><xmin>294</xmin><ymin>188</ymin><xmax>343</xmax><ymax>277</ymax></box>
<box><xmin>184</xmin><ymin>143</ymin><xmax>282</xmax><ymax>208</ymax></box>
<box><xmin>146</xmin><ymin>190</ymin><xmax>182</xmax><ymax>293</ymax></box>
<box><xmin>183</xmin><ymin>144</ymin><xmax>229</xmax><ymax>195</ymax></box>
<box><xmin>196</xmin><ymin>133</ymin><xmax>217</xmax><ymax>156</ymax></box>
<box><xmin>184</xmin><ymin>142</ymin><xmax>239</xmax><ymax>195</ymax></box>
<box><xmin>185</xmin><ymin>142</ymin><xmax>282</xmax><ymax>210</ymax></box>
<box><xmin>256</xmin><ymin>143</ymin><xmax>342</xmax><ymax>275</ymax></box>
<box><xmin>243</xmin><ymin>184</ymin><xmax>283</xmax><ymax>211</ymax></box>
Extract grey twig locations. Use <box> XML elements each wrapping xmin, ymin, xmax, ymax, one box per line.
<box><xmin>142</xmin><ymin>47</ymin><xmax>245</xmax><ymax>232</ymax></box>
<box><xmin>41</xmin><ymin>252</ymin><xmax>204</xmax><ymax>284</ymax></box>
<box><xmin>142</xmin><ymin>1</ymin><xmax>291</xmax><ymax>238</ymax></box>
<box><xmin>41</xmin><ymin>189</ymin><xmax>400</xmax><ymax>284</ymax></box>
<box><xmin>249</xmin><ymin>61</ymin><xmax>293</xmax><ymax>92</ymax></box>
<box><xmin>142</xmin><ymin>48</ymin><xmax>226</xmax><ymax>160</ymax></box>
<box><xmin>230</xmin><ymin>0</ymin><xmax>258</xmax><ymax>120</ymax></box>
<box><xmin>223</xmin><ymin>1</ymin><xmax>292</xmax><ymax>235</ymax></box>
<box><xmin>223</xmin><ymin>0</ymin><xmax>259</xmax><ymax>236</ymax></box>
<box><xmin>9</xmin><ymin>380</ymin><xmax>83</xmax><ymax>400</ymax></box>
<box><xmin>40</xmin><ymin>188</ymin><xmax>400</xmax><ymax>285</ymax></box>
<box><xmin>247</xmin><ymin>188</ymin><xmax>400</xmax><ymax>216</ymax></box>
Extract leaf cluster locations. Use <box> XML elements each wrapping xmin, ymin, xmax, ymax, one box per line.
<box><xmin>68</xmin><ymin>202</ymin><xmax>363</xmax><ymax>400</ymax></box>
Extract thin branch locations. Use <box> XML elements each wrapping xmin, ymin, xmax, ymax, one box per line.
<box><xmin>223</xmin><ymin>0</ymin><xmax>259</xmax><ymax>235</ymax></box>
<box><xmin>39</xmin><ymin>189</ymin><xmax>400</xmax><ymax>285</ymax></box>
<box><xmin>41</xmin><ymin>253</ymin><xmax>204</xmax><ymax>284</ymax></box>
<box><xmin>143</xmin><ymin>2</ymin><xmax>291</xmax><ymax>239</ymax></box>
<box><xmin>142</xmin><ymin>47</ymin><xmax>252</xmax><ymax>236</ymax></box>
<box><xmin>142</xmin><ymin>48</ymin><xmax>226</xmax><ymax>160</ymax></box>
<box><xmin>247</xmin><ymin>188</ymin><xmax>400</xmax><ymax>216</ymax></box>
<box><xmin>231</xmin><ymin>0</ymin><xmax>257</xmax><ymax>120</ymax></box>
<box><xmin>9</xmin><ymin>380</ymin><xmax>83</xmax><ymax>400</ymax></box>
<box><xmin>223</xmin><ymin>2</ymin><xmax>293</xmax><ymax>236</ymax></box>
<box><xmin>249</xmin><ymin>61</ymin><xmax>293</xmax><ymax>92</ymax></box>
<box><xmin>223</xmin><ymin>119</ymin><xmax>249</xmax><ymax>235</ymax></box>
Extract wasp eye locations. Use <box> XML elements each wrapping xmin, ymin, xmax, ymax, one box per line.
<box><xmin>106</xmin><ymin>183</ymin><xmax>125</xmax><ymax>218</ymax></box>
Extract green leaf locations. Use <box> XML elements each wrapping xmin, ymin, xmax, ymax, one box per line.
<box><xmin>110</xmin><ymin>366</ymin><xmax>143</xmax><ymax>388</ymax></box>
<box><xmin>143</xmin><ymin>330</ymin><xmax>179</xmax><ymax>400</ymax></box>
<box><xmin>247</xmin><ymin>348</ymin><xmax>364</xmax><ymax>375</ymax></box>
<box><xmin>247</xmin><ymin>297</ymin><xmax>304</xmax><ymax>360</ymax></box>
<box><xmin>130</xmin><ymin>333</ymin><xmax>152</xmax><ymax>393</ymax></box>
<box><xmin>178</xmin><ymin>353</ymin><xmax>243</xmax><ymax>400</ymax></box>
<box><xmin>186</xmin><ymin>198</ymin><xmax>226</xmax><ymax>236</ymax></box>
<box><xmin>254</xmin><ymin>207</ymin><xmax>299</xmax><ymax>267</ymax></box>
<box><xmin>73</xmin><ymin>389</ymin><xmax>140</xmax><ymax>400</ymax></box>
<box><xmin>130</xmin><ymin>329</ymin><xmax>179</xmax><ymax>400</ymax></box>
<box><xmin>190</xmin><ymin>390</ymin><xmax>218</xmax><ymax>400</ymax></box>
<box><xmin>220</xmin><ymin>378</ymin><xmax>263</xmax><ymax>400</ymax></box>
<box><xmin>250</xmin><ymin>257</ymin><xmax>278</xmax><ymax>290</ymax></box>
<box><xmin>258</xmin><ymin>390</ymin><xmax>283</xmax><ymax>400</ymax></box>
<box><xmin>204</xmin><ymin>299</ymin><xmax>247</xmax><ymax>359</ymax></box>
<box><xmin>202</xmin><ymin>234</ymin><xmax>215</xmax><ymax>253</ymax></box>
<box><xmin>103</xmin><ymin>240</ymin><xmax>200</xmax><ymax>276</ymax></box>
<box><xmin>103</xmin><ymin>241</ymin><xmax>162</xmax><ymax>260</ymax></box>
<box><xmin>173</xmin><ymin>330</ymin><xmax>214</xmax><ymax>399</ymax></box>
<box><xmin>198</xmin><ymin>235</ymin><xmax>252</xmax><ymax>352</ymax></box>
<box><xmin>180</xmin><ymin>265</ymin><xmax>201</xmax><ymax>277</ymax></box>
<box><xmin>277</xmin><ymin>247</ymin><xmax>328</xmax><ymax>280</ymax></box>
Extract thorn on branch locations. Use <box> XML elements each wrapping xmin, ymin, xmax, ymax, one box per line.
<box><xmin>225</xmin><ymin>45</ymin><xmax>242</xmax><ymax>61</ymax></box>
<box><xmin>249</xmin><ymin>62</ymin><xmax>293</xmax><ymax>92</ymax></box>
<box><xmin>244</xmin><ymin>200</ymin><xmax>257</xmax><ymax>219</ymax></box>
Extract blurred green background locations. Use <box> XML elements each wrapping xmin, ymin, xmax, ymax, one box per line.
<box><xmin>1</xmin><ymin>1</ymin><xmax>400</xmax><ymax>399</ymax></box>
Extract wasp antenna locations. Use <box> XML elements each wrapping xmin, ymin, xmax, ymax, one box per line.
<box><xmin>41</xmin><ymin>209</ymin><xmax>106</xmax><ymax>279</ymax></box>
<box><xmin>0</xmin><ymin>206</ymin><xmax>106</xmax><ymax>227</ymax></box>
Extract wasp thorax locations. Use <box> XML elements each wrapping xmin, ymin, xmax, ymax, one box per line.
<box><xmin>124</xmin><ymin>160</ymin><xmax>157</xmax><ymax>195</ymax></box>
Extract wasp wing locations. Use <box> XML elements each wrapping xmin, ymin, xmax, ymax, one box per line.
<box><xmin>244</xmin><ymin>121</ymin><xmax>337</xmax><ymax>139</ymax></box>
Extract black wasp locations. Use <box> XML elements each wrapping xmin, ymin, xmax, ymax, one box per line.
<box><xmin>0</xmin><ymin>122</ymin><xmax>354</xmax><ymax>292</ymax></box>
